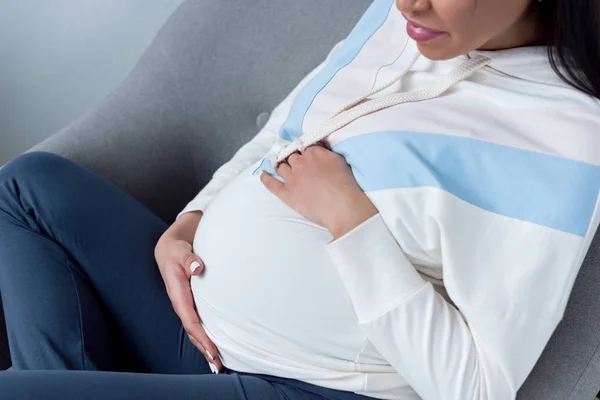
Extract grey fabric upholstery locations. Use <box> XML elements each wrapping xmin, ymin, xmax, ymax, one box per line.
<box><xmin>27</xmin><ymin>0</ymin><xmax>368</xmax><ymax>224</ymax></box>
<box><xmin>1</xmin><ymin>0</ymin><xmax>599</xmax><ymax>398</ymax></box>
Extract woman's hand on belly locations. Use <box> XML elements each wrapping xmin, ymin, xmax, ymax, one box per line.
<box><xmin>155</xmin><ymin>214</ymin><xmax>223</xmax><ymax>373</ymax></box>
<box><xmin>260</xmin><ymin>144</ymin><xmax>378</xmax><ymax>240</ymax></box>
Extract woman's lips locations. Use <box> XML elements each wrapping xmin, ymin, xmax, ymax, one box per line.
<box><xmin>405</xmin><ymin>19</ymin><xmax>448</xmax><ymax>42</ymax></box>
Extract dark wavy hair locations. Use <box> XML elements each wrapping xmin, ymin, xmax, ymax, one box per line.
<box><xmin>538</xmin><ymin>0</ymin><xmax>600</xmax><ymax>99</ymax></box>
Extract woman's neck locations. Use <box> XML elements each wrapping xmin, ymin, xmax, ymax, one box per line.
<box><xmin>479</xmin><ymin>7</ymin><xmax>542</xmax><ymax>51</ymax></box>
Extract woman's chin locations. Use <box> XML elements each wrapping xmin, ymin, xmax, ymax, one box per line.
<box><xmin>416</xmin><ymin>41</ymin><xmax>461</xmax><ymax>61</ymax></box>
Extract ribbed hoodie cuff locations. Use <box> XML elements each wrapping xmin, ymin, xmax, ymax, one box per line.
<box><xmin>325</xmin><ymin>213</ymin><xmax>426</xmax><ymax>323</ymax></box>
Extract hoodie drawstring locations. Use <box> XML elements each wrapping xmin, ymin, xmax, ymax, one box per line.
<box><xmin>269</xmin><ymin>53</ymin><xmax>491</xmax><ymax>168</ymax></box>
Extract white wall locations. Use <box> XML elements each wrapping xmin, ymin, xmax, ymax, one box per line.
<box><xmin>0</xmin><ymin>0</ymin><xmax>185</xmax><ymax>164</ymax></box>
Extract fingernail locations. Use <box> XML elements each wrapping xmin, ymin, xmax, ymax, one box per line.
<box><xmin>190</xmin><ymin>261</ymin><xmax>201</xmax><ymax>273</ymax></box>
<box><xmin>206</xmin><ymin>350</ymin><xmax>214</xmax><ymax>361</ymax></box>
<box><xmin>209</xmin><ymin>362</ymin><xmax>219</xmax><ymax>374</ymax></box>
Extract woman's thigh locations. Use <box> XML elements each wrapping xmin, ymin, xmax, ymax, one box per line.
<box><xmin>0</xmin><ymin>152</ymin><xmax>207</xmax><ymax>373</ymax></box>
<box><xmin>0</xmin><ymin>370</ymin><xmax>290</xmax><ymax>400</ymax></box>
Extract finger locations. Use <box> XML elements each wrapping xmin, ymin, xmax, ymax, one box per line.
<box><xmin>167</xmin><ymin>267</ymin><xmax>207</xmax><ymax>343</ymax></box>
<box><xmin>275</xmin><ymin>161</ymin><xmax>291</xmax><ymax>179</ymax></box>
<box><xmin>165</xmin><ymin>265</ymin><xmax>222</xmax><ymax>368</ymax></box>
<box><xmin>182</xmin><ymin>252</ymin><xmax>205</xmax><ymax>277</ymax></box>
<box><xmin>188</xmin><ymin>334</ymin><xmax>223</xmax><ymax>373</ymax></box>
<box><xmin>286</xmin><ymin>152</ymin><xmax>302</xmax><ymax>167</ymax></box>
<box><xmin>172</xmin><ymin>288</ymin><xmax>221</xmax><ymax>369</ymax></box>
<box><xmin>188</xmin><ymin>333</ymin><xmax>220</xmax><ymax>366</ymax></box>
<box><xmin>317</xmin><ymin>140</ymin><xmax>331</xmax><ymax>150</ymax></box>
<box><xmin>168</xmin><ymin>272</ymin><xmax>223</xmax><ymax>372</ymax></box>
<box><xmin>260</xmin><ymin>170</ymin><xmax>285</xmax><ymax>196</ymax></box>
<box><xmin>306</xmin><ymin>142</ymin><xmax>327</xmax><ymax>153</ymax></box>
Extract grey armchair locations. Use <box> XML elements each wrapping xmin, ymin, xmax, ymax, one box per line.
<box><xmin>2</xmin><ymin>0</ymin><xmax>600</xmax><ymax>398</ymax></box>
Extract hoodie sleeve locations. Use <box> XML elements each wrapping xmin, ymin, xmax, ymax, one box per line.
<box><xmin>177</xmin><ymin>41</ymin><xmax>344</xmax><ymax>219</ymax></box>
<box><xmin>325</xmin><ymin>209</ymin><xmax>597</xmax><ymax>400</ymax></box>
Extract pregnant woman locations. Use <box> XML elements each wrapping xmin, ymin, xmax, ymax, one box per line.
<box><xmin>1</xmin><ymin>0</ymin><xmax>600</xmax><ymax>398</ymax></box>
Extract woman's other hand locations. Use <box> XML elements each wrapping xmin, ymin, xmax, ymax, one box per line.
<box><xmin>154</xmin><ymin>211</ymin><xmax>223</xmax><ymax>373</ymax></box>
<box><xmin>260</xmin><ymin>145</ymin><xmax>378</xmax><ymax>241</ymax></box>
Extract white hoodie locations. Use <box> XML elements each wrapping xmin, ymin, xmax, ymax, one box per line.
<box><xmin>179</xmin><ymin>1</ymin><xmax>600</xmax><ymax>398</ymax></box>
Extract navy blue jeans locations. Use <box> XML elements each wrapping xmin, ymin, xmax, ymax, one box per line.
<box><xmin>0</xmin><ymin>152</ymin><xmax>369</xmax><ymax>400</ymax></box>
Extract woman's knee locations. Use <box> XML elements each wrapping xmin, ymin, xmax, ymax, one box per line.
<box><xmin>1</xmin><ymin>152</ymin><xmax>74</xmax><ymax>187</ymax></box>
<box><xmin>0</xmin><ymin>153</ymin><xmax>87</xmax><ymax>285</ymax></box>
<box><xmin>0</xmin><ymin>152</ymin><xmax>82</xmax><ymax>208</ymax></box>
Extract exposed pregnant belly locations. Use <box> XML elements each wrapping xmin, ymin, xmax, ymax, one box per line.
<box><xmin>190</xmin><ymin>164</ymin><xmax>369</xmax><ymax>372</ymax></box>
